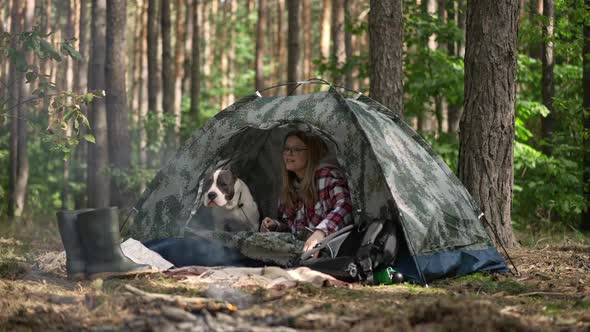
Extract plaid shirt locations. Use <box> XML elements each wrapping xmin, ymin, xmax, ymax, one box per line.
<box><xmin>277</xmin><ymin>165</ymin><xmax>353</xmax><ymax>237</ymax></box>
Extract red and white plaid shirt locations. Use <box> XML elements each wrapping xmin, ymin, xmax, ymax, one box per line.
<box><xmin>277</xmin><ymin>165</ymin><xmax>353</xmax><ymax>237</ymax></box>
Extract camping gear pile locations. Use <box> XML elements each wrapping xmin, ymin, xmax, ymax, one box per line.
<box><xmin>122</xmin><ymin>79</ymin><xmax>508</xmax><ymax>285</ymax></box>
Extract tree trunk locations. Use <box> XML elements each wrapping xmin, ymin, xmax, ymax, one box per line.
<box><xmin>446</xmin><ymin>0</ymin><xmax>461</xmax><ymax>134</ymax></box>
<box><xmin>255</xmin><ymin>0</ymin><xmax>266</xmax><ymax>91</ymax></box>
<box><xmin>74</xmin><ymin>0</ymin><xmax>89</xmax><ymax>208</ymax></box>
<box><xmin>460</xmin><ymin>0</ymin><xmax>519</xmax><ymax>248</ymax></box>
<box><xmin>344</xmin><ymin>0</ymin><xmax>354</xmax><ymax>89</ymax></box>
<box><xmin>302</xmin><ymin>0</ymin><xmax>312</xmax><ymax>92</ymax></box>
<box><xmin>147</xmin><ymin>0</ymin><xmax>160</xmax><ymax>161</ymax></box>
<box><xmin>173</xmin><ymin>0</ymin><xmax>185</xmax><ymax>142</ymax></box>
<box><xmin>201</xmin><ymin>0</ymin><xmax>210</xmax><ymax>89</ymax></box>
<box><xmin>331</xmin><ymin>0</ymin><xmax>345</xmax><ymax>85</ymax></box>
<box><xmin>227</xmin><ymin>0</ymin><xmax>237</xmax><ymax>106</ymax></box>
<box><xmin>457</xmin><ymin>0</ymin><xmax>465</xmax><ymax>57</ymax></box>
<box><xmin>369</xmin><ymin>0</ymin><xmax>403</xmax><ymax>116</ymax></box>
<box><xmin>219</xmin><ymin>2</ymin><xmax>229</xmax><ymax>107</ymax></box>
<box><xmin>106</xmin><ymin>0</ymin><xmax>132</xmax><ymax>207</ymax></box>
<box><xmin>87</xmin><ymin>0</ymin><xmax>109</xmax><ymax>208</ymax></box>
<box><xmin>287</xmin><ymin>0</ymin><xmax>301</xmax><ymax>89</ymax></box>
<box><xmin>139</xmin><ymin>0</ymin><xmax>149</xmax><ymax>171</ymax></box>
<box><xmin>320</xmin><ymin>0</ymin><xmax>331</xmax><ymax>60</ymax></box>
<box><xmin>277</xmin><ymin>0</ymin><xmax>286</xmax><ymax>92</ymax></box>
<box><xmin>161</xmin><ymin>0</ymin><xmax>174</xmax><ymax>161</ymax></box>
<box><xmin>582</xmin><ymin>0</ymin><xmax>590</xmax><ymax>231</ymax></box>
<box><xmin>190</xmin><ymin>0</ymin><xmax>200</xmax><ymax>122</ymax></box>
<box><xmin>540</xmin><ymin>0</ymin><xmax>555</xmax><ymax>155</ymax></box>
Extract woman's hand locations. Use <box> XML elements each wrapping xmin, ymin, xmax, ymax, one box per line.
<box><xmin>303</xmin><ymin>230</ymin><xmax>326</xmax><ymax>253</ymax></box>
<box><xmin>260</xmin><ymin>217</ymin><xmax>278</xmax><ymax>232</ymax></box>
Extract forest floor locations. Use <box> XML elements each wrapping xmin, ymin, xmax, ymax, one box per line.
<box><xmin>0</xmin><ymin>217</ymin><xmax>589</xmax><ymax>331</ymax></box>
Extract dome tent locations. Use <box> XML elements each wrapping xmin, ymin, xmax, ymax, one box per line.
<box><xmin>125</xmin><ymin>80</ymin><xmax>509</xmax><ymax>284</ymax></box>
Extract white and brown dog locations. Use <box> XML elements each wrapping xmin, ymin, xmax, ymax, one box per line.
<box><xmin>201</xmin><ymin>169</ymin><xmax>260</xmax><ymax>232</ymax></box>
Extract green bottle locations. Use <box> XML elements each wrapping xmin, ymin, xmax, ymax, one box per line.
<box><xmin>373</xmin><ymin>267</ymin><xmax>396</xmax><ymax>285</ymax></box>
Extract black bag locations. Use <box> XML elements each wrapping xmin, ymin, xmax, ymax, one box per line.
<box><xmin>299</xmin><ymin>219</ymin><xmax>400</xmax><ymax>283</ymax></box>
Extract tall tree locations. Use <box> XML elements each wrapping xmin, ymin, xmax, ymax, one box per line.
<box><xmin>320</xmin><ymin>0</ymin><xmax>332</xmax><ymax>59</ymax></box>
<box><xmin>459</xmin><ymin>1</ymin><xmax>520</xmax><ymax>247</ymax></box>
<box><xmin>302</xmin><ymin>0</ymin><xmax>312</xmax><ymax>92</ymax></box>
<box><xmin>7</xmin><ymin>0</ymin><xmax>29</xmax><ymax>217</ymax></box>
<box><xmin>540</xmin><ymin>0</ymin><xmax>555</xmax><ymax>155</ymax></box>
<box><xmin>139</xmin><ymin>0</ymin><xmax>149</xmax><ymax>169</ymax></box>
<box><xmin>106</xmin><ymin>0</ymin><xmax>132</xmax><ymax>207</ymax></box>
<box><xmin>369</xmin><ymin>0</ymin><xmax>404</xmax><ymax>116</ymax></box>
<box><xmin>74</xmin><ymin>0</ymin><xmax>89</xmax><ymax>208</ymax></box>
<box><xmin>583</xmin><ymin>0</ymin><xmax>590</xmax><ymax>231</ymax></box>
<box><xmin>59</xmin><ymin>0</ymin><xmax>74</xmax><ymax>208</ymax></box>
<box><xmin>227</xmin><ymin>0</ymin><xmax>237</xmax><ymax>105</ymax></box>
<box><xmin>161</xmin><ymin>0</ymin><xmax>174</xmax><ymax>160</ymax></box>
<box><xmin>147</xmin><ymin>0</ymin><xmax>160</xmax><ymax>160</ymax></box>
<box><xmin>87</xmin><ymin>0</ymin><xmax>109</xmax><ymax>208</ymax></box>
<box><xmin>287</xmin><ymin>0</ymin><xmax>301</xmax><ymax>88</ymax></box>
<box><xmin>331</xmin><ymin>0</ymin><xmax>345</xmax><ymax>85</ymax></box>
<box><xmin>446</xmin><ymin>0</ymin><xmax>462</xmax><ymax>134</ymax></box>
<box><xmin>173</xmin><ymin>0</ymin><xmax>185</xmax><ymax>144</ymax></box>
<box><xmin>255</xmin><ymin>0</ymin><xmax>266</xmax><ymax>91</ymax></box>
<box><xmin>190</xmin><ymin>0</ymin><xmax>200</xmax><ymax>122</ymax></box>
<box><xmin>344</xmin><ymin>0</ymin><xmax>354</xmax><ymax>88</ymax></box>
<box><xmin>201</xmin><ymin>0</ymin><xmax>210</xmax><ymax>90</ymax></box>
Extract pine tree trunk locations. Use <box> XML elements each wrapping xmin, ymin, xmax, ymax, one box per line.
<box><xmin>277</xmin><ymin>0</ymin><xmax>286</xmax><ymax>92</ymax></box>
<box><xmin>182</xmin><ymin>0</ymin><xmax>193</xmax><ymax>96</ymax></box>
<box><xmin>302</xmin><ymin>0</ymin><xmax>311</xmax><ymax>92</ymax></box>
<box><xmin>139</xmin><ymin>0</ymin><xmax>148</xmax><ymax>171</ymax></box>
<box><xmin>287</xmin><ymin>0</ymin><xmax>301</xmax><ymax>89</ymax></box>
<box><xmin>460</xmin><ymin>0</ymin><xmax>519</xmax><ymax>248</ymax></box>
<box><xmin>227</xmin><ymin>0</ymin><xmax>237</xmax><ymax>105</ymax></box>
<box><xmin>344</xmin><ymin>0</ymin><xmax>354</xmax><ymax>89</ymax></box>
<box><xmin>255</xmin><ymin>0</ymin><xmax>266</xmax><ymax>91</ymax></box>
<box><xmin>106</xmin><ymin>0</ymin><xmax>132</xmax><ymax>207</ymax></box>
<box><xmin>331</xmin><ymin>0</ymin><xmax>345</xmax><ymax>85</ymax></box>
<box><xmin>540</xmin><ymin>0</ymin><xmax>555</xmax><ymax>155</ymax></box>
<box><xmin>320</xmin><ymin>0</ymin><xmax>331</xmax><ymax>60</ymax></box>
<box><xmin>582</xmin><ymin>0</ymin><xmax>590</xmax><ymax>231</ymax></box>
<box><xmin>369</xmin><ymin>0</ymin><xmax>403</xmax><ymax>116</ymax></box>
<box><xmin>202</xmin><ymin>0</ymin><xmax>210</xmax><ymax>88</ymax></box>
<box><xmin>87</xmin><ymin>0</ymin><xmax>109</xmax><ymax>208</ymax></box>
<box><xmin>74</xmin><ymin>0</ymin><xmax>88</xmax><ymax>208</ymax></box>
<box><xmin>457</xmin><ymin>0</ymin><xmax>465</xmax><ymax>57</ymax></box>
<box><xmin>173</xmin><ymin>0</ymin><xmax>184</xmax><ymax>142</ymax></box>
<box><xmin>147</xmin><ymin>0</ymin><xmax>160</xmax><ymax>161</ymax></box>
<box><xmin>190</xmin><ymin>0</ymin><xmax>200</xmax><ymax>122</ymax></box>
<box><xmin>161</xmin><ymin>0</ymin><xmax>174</xmax><ymax>161</ymax></box>
<box><xmin>446</xmin><ymin>0</ymin><xmax>461</xmax><ymax>134</ymax></box>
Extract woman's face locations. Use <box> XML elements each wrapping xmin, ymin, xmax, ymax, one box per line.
<box><xmin>283</xmin><ymin>135</ymin><xmax>309</xmax><ymax>177</ymax></box>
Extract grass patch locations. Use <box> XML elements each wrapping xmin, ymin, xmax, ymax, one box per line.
<box><xmin>0</xmin><ymin>257</ymin><xmax>29</xmax><ymax>279</ymax></box>
<box><xmin>451</xmin><ymin>273</ymin><xmax>531</xmax><ymax>295</ymax></box>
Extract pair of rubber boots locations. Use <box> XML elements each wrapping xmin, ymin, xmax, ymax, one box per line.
<box><xmin>56</xmin><ymin>207</ymin><xmax>153</xmax><ymax>280</ymax></box>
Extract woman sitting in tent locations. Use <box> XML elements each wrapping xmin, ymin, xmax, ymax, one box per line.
<box><xmin>260</xmin><ymin>130</ymin><xmax>353</xmax><ymax>253</ymax></box>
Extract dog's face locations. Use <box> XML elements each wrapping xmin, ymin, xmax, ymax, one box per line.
<box><xmin>202</xmin><ymin>169</ymin><xmax>237</xmax><ymax>208</ymax></box>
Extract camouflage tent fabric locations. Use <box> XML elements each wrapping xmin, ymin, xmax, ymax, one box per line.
<box><xmin>125</xmin><ymin>84</ymin><xmax>508</xmax><ymax>283</ymax></box>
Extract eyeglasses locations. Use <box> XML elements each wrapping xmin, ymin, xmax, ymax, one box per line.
<box><xmin>283</xmin><ymin>146</ymin><xmax>308</xmax><ymax>154</ymax></box>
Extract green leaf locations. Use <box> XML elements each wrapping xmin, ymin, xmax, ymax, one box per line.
<box><xmin>84</xmin><ymin>134</ymin><xmax>95</xmax><ymax>143</ymax></box>
<box><xmin>61</xmin><ymin>40</ymin><xmax>82</xmax><ymax>60</ymax></box>
<box><xmin>25</xmin><ymin>71</ymin><xmax>37</xmax><ymax>83</ymax></box>
<box><xmin>63</xmin><ymin>109</ymin><xmax>76</xmax><ymax>121</ymax></box>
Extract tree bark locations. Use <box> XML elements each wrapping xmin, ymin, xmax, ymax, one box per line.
<box><xmin>344</xmin><ymin>0</ymin><xmax>354</xmax><ymax>89</ymax></box>
<box><xmin>582</xmin><ymin>0</ymin><xmax>590</xmax><ymax>231</ymax></box>
<box><xmin>302</xmin><ymin>0</ymin><xmax>312</xmax><ymax>92</ymax></box>
<box><xmin>255</xmin><ymin>0</ymin><xmax>266</xmax><ymax>91</ymax></box>
<box><xmin>227</xmin><ymin>0</ymin><xmax>237</xmax><ymax>105</ymax></box>
<box><xmin>87</xmin><ymin>0</ymin><xmax>109</xmax><ymax>208</ymax></box>
<box><xmin>139</xmin><ymin>0</ymin><xmax>149</xmax><ymax>170</ymax></box>
<box><xmin>369</xmin><ymin>0</ymin><xmax>403</xmax><ymax>117</ymax></box>
<box><xmin>446</xmin><ymin>0</ymin><xmax>461</xmax><ymax>134</ymax></box>
<box><xmin>190</xmin><ymin>0</ymin><xmax>200</xmax><ymax>122</ymax></box>
<box><xmin>287</xmin><ymin>0</ymin><xmax>301</xmax><ymax>89</ymax></box>
<box><xmin>540</xmin><ymin>0</ymin><xmax>555</xmax><ymax>155</ymax></box>
<box><xmin>173</xmin><ymin>0</ymin><xmax>185</xmax><ymax>143</ymax></box>
<box><xmin>201</xmin><ymin>0</ymin><xmax>210</xmax><ymax>88</ymax></box>
<box><xmin>74</xmin><ymin>0</ymin><xmax>89</xmax><ymax>208</ymax></box>
<box><xmin>459</xmin><ymin>0</ymin><xmax>520</xmax><ymax>248</ymax></box>
<box><xmin>320</xmin><ymin>0</ymin><xmax>331</xmax><ymax>60</ymax></box>
<box><xmin>277</xmin><ymin>0</ymin><xmax>286</xmax><ymax>93</ymax></box>
<box><xmin>161</xmin><ymin>0</ymin><xmax>174</xmax><ymax>161</ymax></box>
<box><xmin>331</xmin><ymin>0</ymin><xmax>345</xmax><ymax>85</ymax></box>
<box><xmin>106</xmin><ymin>0</ymin><xmax>132</xmax><ymax>207</ymax></box>
<box><xmin>147</xmin><ymin>0</ymin><xmax>160</xmax><ymax>158</ymax></box>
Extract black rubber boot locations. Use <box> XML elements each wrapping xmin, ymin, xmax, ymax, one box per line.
<box><xmin>56</xmin><ymin>209</ymin><xmax>93</xmax><ymax>280</ymax></box>
<box><xmin>77</xmin><ymin>207</ymin><xmax>154</xmax><ymax>279</ymax></box>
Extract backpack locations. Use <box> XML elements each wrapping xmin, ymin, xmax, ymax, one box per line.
<box><xmin>299</xmin><ymin>218</ymin><xmax>400</xmax><ymax>284</ymax></box>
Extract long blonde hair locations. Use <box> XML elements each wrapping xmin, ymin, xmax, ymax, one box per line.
<box><xmin>280</xmin><ymin>131</ymin><xmax>328</xmax><ymax>209</ymax></box>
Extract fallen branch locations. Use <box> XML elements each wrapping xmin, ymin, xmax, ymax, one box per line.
<box><xmin>124</xmin><ymin>284</ymin><xmax>238</xmax><ymax>312</ymax></box>
<box><xmin>515</xmin><ymin>291</ymin><xmax>569</xmax><ymax>297</ymax></box>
